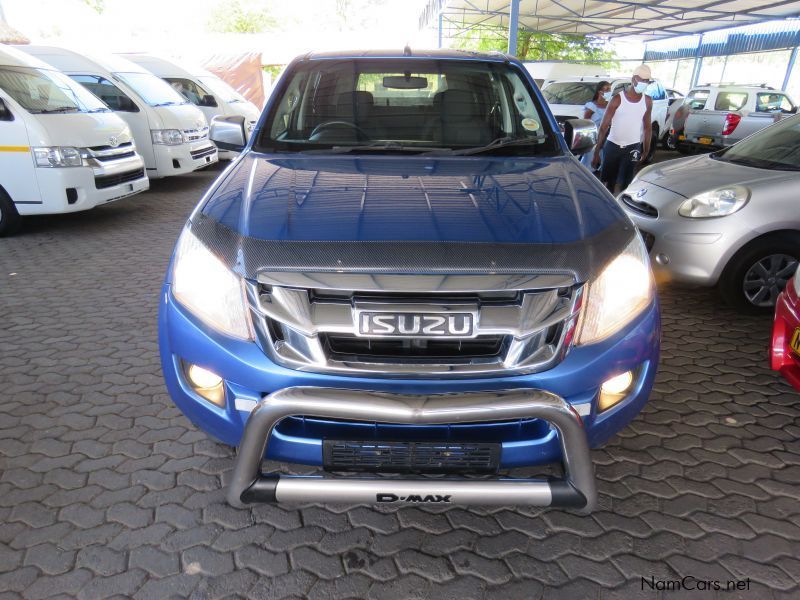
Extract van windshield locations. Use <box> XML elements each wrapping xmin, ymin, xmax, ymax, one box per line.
<box><xmin>114</xmin><ymin>72</ymin><xmax>188</xmax><ymax>107</ymax></box>
<box><xmin>197</xmin><ymin>75</ymin><xmax>247</xmax><ymax>104</ymax></box>
<box><xmin>0</xmin><ymin>66</ymin><xmax>109</xmax><ymax>114</ymax></box>
<box><xmin>257</xmin><ymin>58</ymin><xmax>559</xmax><ymax>156</ymax></box>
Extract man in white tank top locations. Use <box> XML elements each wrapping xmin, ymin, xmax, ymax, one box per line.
<box><xmin>591</xmin><ymin>64</ymin><xmax>654</xmax><ymax>194</ymax></box>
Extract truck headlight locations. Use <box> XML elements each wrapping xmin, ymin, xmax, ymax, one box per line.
<box><xmin>171</xmin><ymin>227</ymin><xmax>254</xmax><ymax>340</ymax></box>
<box><xmin>577</xmin><ymin>235</ymin><xmax>654</xmax><ymax>345</ymax></box>
<box><xmin>678</xmin><ymin>185</ymin><xmax>749</xmax><ymax>218</ymax></box>
<box><xmin>32</xmin><ymin>146</ymin><xmax>83</xmax><ymax>167</ymax></box>
<box><xmin>151</xmin><ymin>129</ymin><xmax>185</xmax><ymax>145</ymax></box>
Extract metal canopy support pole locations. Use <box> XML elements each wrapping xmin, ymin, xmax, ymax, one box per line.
<box><xmin>690</xmin><ymin>34</ymin><xmax>703</xmax><ymax>88</ymax></box>
<box><xmin>438</xmin><ymin>11</ymin><xmax>443</xmax><ymax>49</ymax></box>
<box><xmin>783</xmin><ymin>46</ymin><xmax>798</xmax><ymax>91</ymax></box>
<box><xmin>508</xmin><ymin>0</ymin><xmax>520</xmax><ymax>56</ymax></box>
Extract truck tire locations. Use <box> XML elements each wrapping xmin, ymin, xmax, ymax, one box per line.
<box><xmin>0</xmin><ymin>189</ymin><xmax>22</xmax><ymax>237</ymax></box>
<box><xmin>718</xmin><ymin>233</ymin><xmax>800</xmax><ymax>313</ymax></box>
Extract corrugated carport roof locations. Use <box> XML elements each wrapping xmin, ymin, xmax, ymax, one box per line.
<box><xmin>420</xmin><ymin>0</ymin><xmax>800</xmax><ymax>40</ymax></box>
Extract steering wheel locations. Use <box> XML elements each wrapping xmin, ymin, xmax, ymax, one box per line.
<box><xmin>309</xmin><ymin>120</ymin><xmax>370</xmax><ymax>141</ymax></box>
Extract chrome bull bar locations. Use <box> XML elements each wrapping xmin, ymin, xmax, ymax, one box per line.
<box><xmin>227</xmin><ymin>387</ymin><xmax>597</xmax><ymax>512</ymax></box>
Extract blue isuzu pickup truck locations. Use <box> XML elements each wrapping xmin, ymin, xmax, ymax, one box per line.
<box><xmin>158</xmin><ymin>50</ymin><xmax>660</xmax><ymax>512</ymax></box>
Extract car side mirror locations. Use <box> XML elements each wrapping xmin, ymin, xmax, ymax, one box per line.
<box><xmin>790</xmin><ymin>106</ymin><xmax>798</xmax><ymax>114</ymax></box>
<box><xmin>200</xmin><ymin>94</ymin><xmax>218</xmax><ymax>108</ymax></box>
<box><xmin>563</xmin><ymin>118</ymin><xmax>597</xmax><ymax>156</ymax></box>
<box><xmin>0</xmin><ymin>98</ymin><xmax>12</xmax><ymax>121</ymax></box>
<box><xmin>210</xmin><ymin>114</ymin><xmax>246</xmax><ymax>152</ymax></box>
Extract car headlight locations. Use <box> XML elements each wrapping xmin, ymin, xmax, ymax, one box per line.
<box><xmin>577</xmin><ymin>235</ymin><xmax>654</xmax><ymax>345</ymax></box>
<box><xmin>678</xmin><ymin>185</ymin><xmax>750</xmax><ymax>218</ymax></box>
<box><xmin>171</xmin><ymin>227</ymin><xmax>253</xmax><ymax>340</ymax></box>
<box><xmin>151</xmin><ymin>129</ymin><xmax>185</xmax><ymax>145</ymax></box>
<box><xmin>32</xmin><ymin>146</ymin><xmax>83</xmax><ymax>167</ymax></box>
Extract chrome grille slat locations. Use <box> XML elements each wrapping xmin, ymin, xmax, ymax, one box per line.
<box><xmin>247</xmin><ymin>275</ymin><xmax>582</xmax><ymax>378</ymax></box>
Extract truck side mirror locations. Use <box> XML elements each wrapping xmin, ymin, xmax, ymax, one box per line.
<box><xmin>210</xmin><ymin>114</ymin><xmax>246</xmax><ymax>152</ymax></box>
<box><xmin>0</xmin><ymin>98</ymin><xmax>13</xmax><ymax>121</ymax></box>
<box><xmin>200</xmin><ymin>94</ymin><xmax>218</xmax><ymax>108</ymax></box>
<box><xmin>563</xmin><ymin>118</ymin><xmax>597</xmax><ymax>156</ymax></box>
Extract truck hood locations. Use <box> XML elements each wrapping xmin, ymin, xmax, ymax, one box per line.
<box><xmin>149</xmin><ymin>103</ymin><xmax>207</xmax><ymax>131</ymax></box>
<box><xmin>637</xmin><ymin>153</ymin><xmax>794</xmax><ymax>198</ymax></box>
<box><xmin>202</xmin><ymin>153</ymin><xmax>628</xmax><ymax>244</ymax></box>
<box><xmin>31</xmin><ymin>112</ymin><xmax>133</xmax><ymax>148</ymax></box>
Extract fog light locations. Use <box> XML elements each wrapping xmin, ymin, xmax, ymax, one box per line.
<box><xmin>185</xmin><ymin>363</ymin><xmax>225</xmax><ymax>407</ymax></box>
<box><xmin>599</xmin><ymin>370</ymin><xmax>634</xmax><ymax>411</ymax></box>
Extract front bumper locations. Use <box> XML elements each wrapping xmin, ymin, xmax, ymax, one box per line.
<box><xmin>228</xmin><ymin>387</ymin><xmax>596</xmax><ymax>510</ymax></box>
<box><xmin>771</xmin><ymin>281</ymin><xmax>800</xmax><ymax>390</ymax></box>
<box><xmin>150</xmin><ymin>142</ymin><xmax>218</xmax><ymax>178</ymax></box>
<box><xmin>17</xmin><ymin>156</ymin><xmax>149</xmax><ymax>216</ymax></box>
<box><xmin>159</xmin><ymin>282</ymin><xmax>660</xmax><ymax>471</ymax></box>
<box><xmin>622</xmin><ymin>182</ymin><xmax>754</xmax><ymax>286</ymax></box>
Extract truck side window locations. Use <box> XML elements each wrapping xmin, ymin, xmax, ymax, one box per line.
<box><xmin>685</xmin><ymin>90</ymin><xmax>709</xmax><ymax>110</ymax></box>
<box><xmin>756</xmin><ymin>93</ymin><xmax>794</xmax><ymax>113</ymax></box>
<box><xmin>714</xmin><ymin>92</ymin><xmax>748</xmax><ymax>111</ymax></box>
<box><xmin>70</xmin><ymin>74</ymin><xmax>140</xmax><ymax>112</ymax></box>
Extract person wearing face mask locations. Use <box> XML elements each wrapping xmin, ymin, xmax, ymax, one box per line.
<box><xmin>592</xmin><ymin>65</ymin><xmax>653</xmax><ymax>194</ymax></box>
<box><xmin>580</xmin><ymin>80</ymin><xmax>611</xmax><ymax>172</ymax></box>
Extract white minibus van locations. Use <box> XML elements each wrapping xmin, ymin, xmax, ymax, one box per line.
<box><xmin>17</xmin><ymin>46</ymin><xmax>218</xmax><ymax>179</ymax></box>
<box><xmin>118</xmin><ymin>54</ymin><xmax>260</xmax><ymax>159</ymax></box>
<box><xmin>0</xmin><ymin>45</ymin><xmax>148</xmax><ymax>236</ymax></box>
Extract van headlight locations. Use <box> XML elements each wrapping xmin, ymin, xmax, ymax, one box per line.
<box><xmin>32</xmin><ymin>146</ymin><xmax>83</xmax><ymax>167</ymax></box>
<box><xmin>171</xmin><ymin>227</ymin><xmax>254</xmax><ymax>340</ymax></box>
<box><xmin>151</xmin><ymin>129</ymin><xmax>185</xmax><ymax>145</ymax></box>
<box><xmin>577</xmin><ymin>235</ymin><xmax>654</xmax><ymax>345</ymax></box>
<box><xmin>678</xmin><ymin>185</ymin><xmax>749</xmax><ymax>218</ymax></box>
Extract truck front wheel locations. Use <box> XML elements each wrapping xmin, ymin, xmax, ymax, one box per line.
<box><xmin>0</xmin><ymin>189</ymin><xmax>22</xmax><ymax>237</ymax></box>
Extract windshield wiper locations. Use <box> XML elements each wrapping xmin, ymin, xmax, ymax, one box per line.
<box><xmin>152</xmin><ymin>101</ymin><xmax>180</xmax><ymax>107</ymax></box>
<box><xmin>300</xmin><ymin>142</ymin><xmax>446</xmax><ymax>155</ymax></box>
<box><xmin>422</xmin><ymin>136</ymin><xmax>544</xmax><ymax>156</ymax></box>
<box><xmin>36</xmin><ymin>106</ymin><xmax>79</xmax><ymax>114</ymax></box>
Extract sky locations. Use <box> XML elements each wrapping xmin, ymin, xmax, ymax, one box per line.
<box><xmin>2</xmin><ymin>0</ymin><xmax>437</xmax><ymax>64</ymax></box>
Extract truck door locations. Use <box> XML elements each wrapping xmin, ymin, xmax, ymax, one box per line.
<box><xmin>0</xmin><ymin>94</ymin><xmax>41</xmax><ymax>210</ymax></box>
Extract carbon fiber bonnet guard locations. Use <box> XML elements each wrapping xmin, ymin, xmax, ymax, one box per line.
<box><xmin>188</xmin><ymin>213</ymin><xmax>635</xmax><ymax>282</ymax></box>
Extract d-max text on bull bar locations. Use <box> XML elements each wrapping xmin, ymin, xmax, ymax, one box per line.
<box><xmin>158</xmin><ymin>49</ymin><xmax>661</xmax><ymax>512</ymax></box>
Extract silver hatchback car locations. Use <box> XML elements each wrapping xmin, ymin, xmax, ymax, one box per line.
<box><xmin>620</xmin><ymin>114</ymin><xmax>800</xmax><ymax>312</ymax></box>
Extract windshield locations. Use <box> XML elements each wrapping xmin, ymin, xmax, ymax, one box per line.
<box><xmin>542</xmin><ymin>81</ymin><xmax>595</xmax><ymax>105</ymax></box>
<box><xmin>197</xmin><ymin>75</ymin><xmax>247</xmax><ymax>103</ymax></box>
<box><xmin>713</xmin><ymin>114</ymin><xmax>800</xmax><ymax>170</ymax></box>
<box><xmin>0</xmin><ymin>66</ymin><xmax>109</xmax><ymax>114</ymax></box>
<box><xmin>257</xmin><ymin>58</ymin><xmax>559</xmax><ymax>156</ymax></box>
<box><xmin>113</xmin><ymin>72</ymin><xmax>188</xmax><ymax>106</ymax></box>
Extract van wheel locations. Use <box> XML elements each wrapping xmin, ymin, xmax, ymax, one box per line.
<box><xmin>0</xmin><ymin>190</ymin><xmax>22</xmax><ymax>237</ymax></box>
<box><xmin>718</xmin><ymin>234</ymin><xmax>800</xmax><ymax>313</ymax></box>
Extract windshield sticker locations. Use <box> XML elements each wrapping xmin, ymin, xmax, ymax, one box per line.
<box><xmin>521</xmin><ymin>118</ymin><xmax>540</xmax><ymax>132</ymax></box>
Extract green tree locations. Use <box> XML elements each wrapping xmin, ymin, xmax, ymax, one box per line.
<box><xmin>207</xmin><ymin>0</ymin><xmax>276</xmax><ymax>34</ymax></box>
<box><xmin>454</xmin><ymin>25</ymin><xmax>618</xmax><ymax>69</ymax></box>
<box><xmin>82</xmin><ymin>0</ymin><xmax>105</xmax><ymax>14</ymax></box>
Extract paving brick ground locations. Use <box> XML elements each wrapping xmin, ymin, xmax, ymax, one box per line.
<box><xmin>1</xmin><ymin>159</ymin><xmax>799</xmax><ymax>599</ymax></box>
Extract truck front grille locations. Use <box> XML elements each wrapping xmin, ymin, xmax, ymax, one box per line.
<box><xmin>323</xmin><ymin>439</ymin><xmax>501</xmax><ymax>474</ymax></box>
<box><xmin>248</xmin><ymin>274</ymin><xmax>582</xmax><ymax>378</ymax></box>
<box><xmin>321</xmin><ymin>333</ymin><xmax>507</xmax><ymax>361</ymax></box>
<box><xmin>94</xmin><ymin>168</ymin><xmax>144</xmax><ymax>189</ymax></box>
<box><xmin>190</xmin><ymin>146</ymin><xmax>216</xmax><ymax>160</ymax></box>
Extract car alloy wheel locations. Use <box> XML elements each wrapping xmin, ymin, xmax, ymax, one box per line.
<box><xmin>743</xmin><ymin>254</ymin><xmax>799</xmax><ymax>307</ymax></box>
